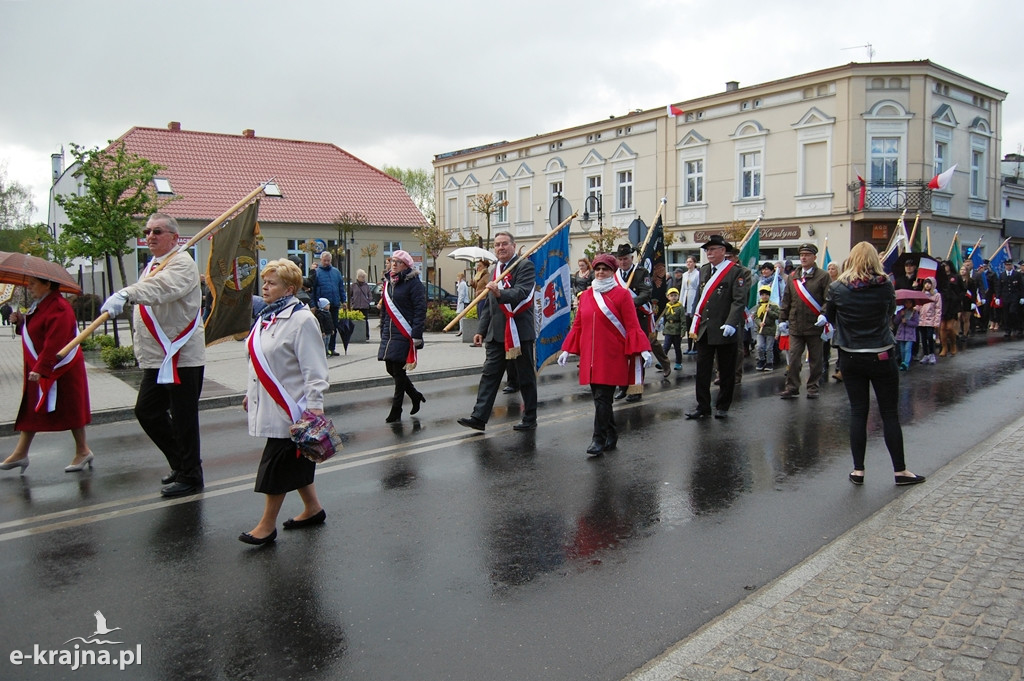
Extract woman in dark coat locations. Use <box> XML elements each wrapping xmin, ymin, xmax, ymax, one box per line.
<box><xmin>1</xmin><ymin>276</ymin><xmax>93</xmax><ymax>474</ymax></box>
<box><xmin>378</xmin><ymin>250</ymin><xmax>426</xmax><ymax>422</ymax></box>
<box><xmin>937</xmin><ymin>260</ymin><xmax>963</xmax><ymax>357</ymax></box>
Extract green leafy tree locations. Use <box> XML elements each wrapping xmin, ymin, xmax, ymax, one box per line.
<box><xmin>0</xmin><ymin>161</ymin><xmax>35</xmax><ymax>231</ymax></box>
<box><xmin>583</xmin><ymin>226</ymin><xmax>625</xmax><ymax>260</ymax></box>
<box><xmin>55</xmin><ymin>141</ymin><xmax>171</xmax><ymax>291</ymax></box>
<box><xmin>382</xmin><ymin>165</ymin><xmax>435</xmax><ymax>225</ymax></box>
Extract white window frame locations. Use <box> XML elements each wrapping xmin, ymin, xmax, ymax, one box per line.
<box><xmin>732</xmin><ymin>121</ymin><xmax>767</xmax><ymax>202</ymax></box>
<box><xmin>616</xmin><ymin>170</ymin><xmax>633</xmax><ymax>210</ymax></box>
<box><xmin>740</xmin><ymin>151</ymin><xmax>762</xmax><ymax>199</ymax></box>
<box><xmin>495</xmin><ymin>189</ymin><xmax>508</xmax><ymax>224</ymax></box>
<box><xmin>870</xmin><ymin>137</ymin><xmax>900</xmax><ymax>186</ymax></box>
<box><xmin>684</xmin><ymin>159</ymin><xmax>704</xmax><ymax>204</ymax></box>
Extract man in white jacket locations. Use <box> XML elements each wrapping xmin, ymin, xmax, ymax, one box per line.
<box><xmin>102</xmin><ymin>213</ymin><xmax>206</xmax><ymax>497</ymax></box>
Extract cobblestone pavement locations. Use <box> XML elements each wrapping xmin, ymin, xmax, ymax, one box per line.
<box><xmin>627</xmin><ymin>420</ymin><xmax>1024</xmax><ymax>681</ymax></box>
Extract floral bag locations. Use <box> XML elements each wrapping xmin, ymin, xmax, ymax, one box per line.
<box><xmin>289</xmin><ymin>410</ymin><xmax>343</xmax><ymax>463</ymax></box>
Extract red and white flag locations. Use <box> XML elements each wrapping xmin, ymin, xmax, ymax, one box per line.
<box><xmin>928</xmin><ymin>164</ymin><xmax>957</xmax><ymax>191</ymax></box>
<box><xmin>667</xmin><ymin>104</ymin><xmax>685</xmax><ymax>118</ymax></box>
<box><xmin>917</xmin><ymin>256</ymin><xmax>939</xmax><ymax>281</ymax></box>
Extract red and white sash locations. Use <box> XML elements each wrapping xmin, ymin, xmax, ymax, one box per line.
<box><xmin>688</xmin><ymin>261</ymin><xmax>735</xmax><ymax>337</ymax></box>
<box><xmin>380</xmin><ymin>281</ymin><xmax>417</xmax><ymax>370</ymax></box>
<box><xmin>138</xmin><ymin>258</ymin><xmax>203</xmax><ymax>385</ymax></box>
<box><xmin>495</xmin><ymin>261</ymin><xmax>531</xmax><ymax>359</ymax></box>
<box><xmin>246</xmin><ymin>311</ymin><xmax>306</xmax><ymax>422</ymax></box>
<box><xmin>594</xmin><ymin>289</ymin><xmax>642</xmax><ymax>386</ymax></box>
<box><xmin>793</xmin><ymin>276</ymin><xmax>833</xmax><ymax>338</ymax></box>
<box><xmin>21</xmin><ymin>314</ymin><xmax>79</xmax><ymax>413</ymax></box>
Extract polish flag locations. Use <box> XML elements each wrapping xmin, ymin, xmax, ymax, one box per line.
<box><xmin>928</xmin><ymin>164</ymin><xmax>957</xmax><ymax>191</ymax></box>
<box><xmin>667</xmin><ymin>104</ymin><xmax>685</xmax><ymax>117</ymax></box>
<box><xmin>917</xmin><ymin>256</ymin><xmax>938</xmax><ymax>281</ymax></box>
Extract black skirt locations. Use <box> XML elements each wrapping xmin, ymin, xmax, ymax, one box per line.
<box><xmin>254</xmin><ymin>437</ymin><xmax>316</xmax><ymax>495</ymax></box>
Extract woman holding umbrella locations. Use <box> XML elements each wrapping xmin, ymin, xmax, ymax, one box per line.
<box><xmin>1</xmin><ymin>276</ymin><xmax>93</xmax><ymax>474</ymax></box>
<box><xmin>378</xmin><ymin>250</ymin><xmax>426</xmax><ymax>423</ymax></box>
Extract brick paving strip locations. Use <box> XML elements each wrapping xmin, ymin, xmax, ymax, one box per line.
<box><xmin>627</xmin><ymin>419</ymin><xmax>1024</xmax><ymax>681</ymax></box>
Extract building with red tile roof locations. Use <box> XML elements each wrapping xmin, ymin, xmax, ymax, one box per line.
<box><xmin>50</xmin><ymin>122</ymin><xmax>429</xmax><ymax>291</ymax></box>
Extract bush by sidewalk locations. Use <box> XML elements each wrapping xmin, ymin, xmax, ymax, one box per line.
<box><xmin>100</xmin><ymin>345</ymin><xmax>136</xmax><ymax>370</ymax></box>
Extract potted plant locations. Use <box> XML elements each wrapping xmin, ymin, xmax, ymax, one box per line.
<box><xmin>460</xmin><ymin>304</ymin><xmax>479</xmax><ymax>343</ymax></box>
<box><xmin>339</xmin><ymin>308</ymin><xmax>368</xmax><ymax>343</ymax></box>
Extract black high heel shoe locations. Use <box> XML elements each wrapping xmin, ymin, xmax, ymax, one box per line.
<box><xmin>410</xmin><ymin>392</ymin><xmax>426</xmax><ymax>415</ymax></box>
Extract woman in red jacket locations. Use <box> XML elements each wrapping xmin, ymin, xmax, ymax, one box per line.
<box><xmin>558</xmin><ymin>253</ymin><xmax>652</xmax><ymax>457</ymax></box>
<box><xmin>1</xmin><ymin>276</ymin><xmax>93</xmax><ymax>474</ymax></box>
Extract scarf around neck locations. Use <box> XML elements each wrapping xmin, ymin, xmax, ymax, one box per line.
<box><xmin>592</xmin><ymin>276</ymin><xmax>617</xmax><ymax>294</ymax></box>
<box><xmin>258</xmin><ymin>295</ymin><xmax>301</xmax><ymax>322</ymax></box>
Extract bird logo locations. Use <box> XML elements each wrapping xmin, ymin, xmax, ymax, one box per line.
<box><xmin>64</xmin><ymin>611</ymin><xmax>123</xmax><ymax>645</ymax></box>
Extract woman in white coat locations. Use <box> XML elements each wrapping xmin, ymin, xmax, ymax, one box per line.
<box><xmin>240</xmin><ymin>259</ymin><xmax>330</xmax><ymax>546</ymax></box>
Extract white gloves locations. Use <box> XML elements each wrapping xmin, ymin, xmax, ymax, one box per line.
<box><xmin>557</xmin><ymin>351</ymin><xmax>570</xmax><ymax>366</ymax></box>
<box><xmin>720</xmin><ymin>324</ymin><xmax>736</xmax><ymax>338</ymax></box>
<box><xmin>996</xmin><ymin>298</ymin><xmax>1001</xmax><ymax>307</ymax></box>
<box><xmin>814</xmin><ymin>314</ymin><xmax>827</xmax><ymax>327</ymax></box>
<box><xmin>641</xmin><ymin>351</ymin><xmax>654</xmax><ymax>368</ymax></box>
<box><xmin>778</xmin><ymin>321</ymin><xmax>789</xmax><ymax>334</ymax></box>
<box><xmin>101</xmin><ymin>290</ymin><xmax>130</xmax><ymax>317</ymax></box>
<box><xmin>1018</xmin><ymin>298</ymin><xmax>1023</xmax><ymax>306</ymax></box>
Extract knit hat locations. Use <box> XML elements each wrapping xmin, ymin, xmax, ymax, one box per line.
<box><xmin>318</xmin><ymin>297</ymin><xmax>330</xmax><ymax>309</ymax></box>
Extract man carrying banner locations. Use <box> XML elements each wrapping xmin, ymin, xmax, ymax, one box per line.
<box><xmin>101</xmin><ymin>213</ymin><xmax>207</xmax><ymax>497</ymax></box>
<box><xmin>778</xmin><ymin>243</ymin><xmax>830</xmax><ymax>400</ymax></box>
<box><xmin>685</xmin><ymin>235</ymin><xmax>747</xmax><ymax>419</ymax></box>
<box><xmin>458</xmin><ymin>231</ymin><xmax>538</xmax><ymax>432</ymax></box>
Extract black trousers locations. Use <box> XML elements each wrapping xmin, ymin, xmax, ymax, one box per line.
<box><xmin>838</xmin><ymin>349</ymin><xmax>906</xmax><ymax>472</ymax></box>
<box><xmin>472</xmin><ymin>340</ymin><xmax>537</xmax><ymax>424</ymax></box>
<box><xmin>694</xmin><ymin>337</ymin><xmax>737</xmax><ymax>414</ymax></box>
<box><xmin>385</xmin><ymin>359</ymin><xmax>419</xmax><ymax>404</ymax></box>
<box><xmin>591</xmin><ymin>384</ymin><xmax>616</xmax><ymax>442</ymax></box>
<box><xmin>327</xmin><ymin>303</ymin><xmax>341</xmax><ymax>353</ymax></box>
<box><xmin>135</xmin><ymin>365</ymin><xmax>205</xmax><ymax>486</ymax></box>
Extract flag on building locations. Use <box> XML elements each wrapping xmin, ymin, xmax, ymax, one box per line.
<box><xmin>855</xmin><ymin>169</ymin><xmax>867</xmax><ymax>211</ymax></box>
<box><xmin>928</xmin><ymin>164</ymin><xmax>957</xmax><ymax>191</ymax></box>
<box><xmin>205</xmin><ymin>199</ymin><xmax>262</xmax><ymax>345</ymax></box>
<box><xmin>530</xmin><ymin>224</ymin><xmax>572</xmax><ymax>371</ymax></box>
<box><xmin>667</xmin><ymin>104</ymin><xmax>685</xmax><ymax>117</ymax></box>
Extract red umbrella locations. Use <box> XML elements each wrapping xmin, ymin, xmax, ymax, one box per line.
<box><xmin>0</xmin><ymin>251</ymin><xmax>82</xmax><ymax>294</ymax></box>
<box><xmin>895</xmin><ymin>288</ymin><xmax>933</xmax><ymax>302</ymax></box>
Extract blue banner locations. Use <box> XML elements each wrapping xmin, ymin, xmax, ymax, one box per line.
<box><xmin>530</xmin><ymin>227</ymin><xmax>572</xmax><ymax>371</ymax></box>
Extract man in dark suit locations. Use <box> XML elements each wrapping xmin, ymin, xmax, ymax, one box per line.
<box><xmin>997</xmin><ymin>258</ymin><xmax>1024</xmax><ymax>337</ymax></box>
<box><xmin>685</xmin><ymin>234</ymin><xmax>748</xmax><ymax>420</ymax></box>
<box><xmin>458</xmin><ymin>231</ymin><xmax>538</xmax><ymax>431</ymax></box>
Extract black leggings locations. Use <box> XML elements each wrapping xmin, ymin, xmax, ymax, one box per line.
<box><xmin>838</xmin><ymin>349</ymin><xmax>906</xmax><ymax>472</ymax></box>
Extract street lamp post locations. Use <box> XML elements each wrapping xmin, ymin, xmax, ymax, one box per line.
<box><xmin>579</xmin><ymin>193</ymin><xmax>604</xmax><ymax>238</ymax></box>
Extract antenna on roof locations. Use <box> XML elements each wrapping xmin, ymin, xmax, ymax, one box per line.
<box><xmin>841</xmin><ymin>43</ymin><xmax>875</xmax><ymax>62</ymax></box>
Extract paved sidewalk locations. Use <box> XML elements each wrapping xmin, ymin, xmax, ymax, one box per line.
<box><xmin>0</xmin><ymin>318</ymin><xmax>486</xmax><ymax>432</ymax></box>
<box><xmin>626</xmin><ymin>417</ymin><xmax>1024</xmax><ymax>681</ymax></box>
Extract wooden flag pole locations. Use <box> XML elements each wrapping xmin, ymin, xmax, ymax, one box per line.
<box><xmin>58</xmin><ymin>180</ymin><xmax>274</xmax><ymax>358</ymax></box>
<box><xmin>907</xmin><ymin>212</ymin><xmax>921</xmax><ymax>250</ymax></box>
<box><xmin>736</xmin><ymin>210</ymin><xmax>765</xmax><ymax>252</ymax></box>
<box><xmin>967</xmin><ymin>235</ymin><xmax>983</xmax><ymax>262</ymax></box>
<box><xmin>443</xmin><ymin>211</ymin><xmax>578</xmax><ymax>332</ymax></box>
<box><xmin>625</xmin><ymin>198</ymin><xmax>668</xmax><ymax>288</ymax></box>
<box><xmin>945</xmin><ymin>227</ymin><xmax>959</xmax><ymax>261</ymax></box>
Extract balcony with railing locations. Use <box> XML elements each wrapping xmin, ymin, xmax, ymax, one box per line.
<box><xmin>848</xmin><ymin>180</ymin><xmax>932</xmax><ymax>212</ymax></box>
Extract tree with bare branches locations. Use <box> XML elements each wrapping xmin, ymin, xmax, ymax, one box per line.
<box><xmin>468</xmin><ymin>193</ymin><xmax>508</xmax><ymax>249</ymax></box>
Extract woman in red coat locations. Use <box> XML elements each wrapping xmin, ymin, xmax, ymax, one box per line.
<box><xmin>558</xmin><ymin>254</ymin><xmax>652</xmax><ymax>457</ymax></box>
<box><xmin>0</xmin><ymin>277</ymin><xmax>93</xmax><ymax>474</ymax></box>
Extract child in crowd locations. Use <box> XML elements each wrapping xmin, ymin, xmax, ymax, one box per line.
<box><xmin>895</xmin><ymin>300</ymin><xmax>920</xmax><ymax>371</ymax></box>
<box><xmin>314</xmin><ymin>297</ymin><xmax>334</xmax><ymax>355</ymax></box>
<box><xmin>660</xmin><ymin>287</ymin><xmax>685</xmax><ymax>370</ymax></box>
<box><xmin>754</xmin><ymin>286</ymin><xmax>780</xmax><ymax>371</ymax></box>
<box><xmin>918</xmin><ymin>277</ymin><xmax>942</xmax><ymax>365</ymax></box>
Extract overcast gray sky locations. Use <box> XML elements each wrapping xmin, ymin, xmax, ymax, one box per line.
<box><xmin>2</xmin><ymin>0</ymin><xmax>1020</xmax><ymax>223</ymax></box>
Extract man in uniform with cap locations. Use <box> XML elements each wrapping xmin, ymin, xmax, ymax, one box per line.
<box><xmin>685</xmin><ymin>234</ymin><xmax>747</xmax><ymax>419</ymax></box>
<box><xmin>778</xmin><ymin>242</ymin><xmax>830</xmax><ymax>399</ymax></box>
<box><xmin>613</xmin><ymin>243</ymin><xmax>670</xmax><ymax>402</ymax></box>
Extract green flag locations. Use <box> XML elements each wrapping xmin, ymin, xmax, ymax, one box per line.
<box><xmin>949</xmin><ymin>233</ymin><xmax>964</xmax><ymax>272</ymax></box>
<box><xmin>205</xmin><ymin>199</ymin><xmax>261</xmax><ymax>345</ymax></box>
<box><xmin>739</xmin><ymin>225</ymin><xmax>760</xmax><ymax>308</ymax></box>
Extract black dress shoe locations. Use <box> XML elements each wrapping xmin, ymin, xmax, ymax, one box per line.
<box><xmin>603</xmin><ymin>436</ymin><xmax>617</xmax><ymax>451</ymax></box>
<box><xmin>457</xmin><ymin>416</ymin><xmax>486</xmax><ymax>431</ymax></box>
<box><xmin>238</xmin><ymin>529</ymin><xmax>277</xmax><ymax>545</ymax></box>
<box><xmin>512</xmin><ymin>420</ymin><xmax>537</xmax><ymax>431</ymax></box>
<box><xmin>502</xmin><ymin>385</ymin><xmax>518</xmax><ymax>394</ymax></box>
<box><xmin>586</xmin><ymin>439</ymin><xmax>604</xmax><ymax>456</ymax></box>
<box><xmin>160</xmin><ymin>481</ymin><xmax>203</xmax><ymax>498</ymax></box>
<box><xmin>778</xmin><ymin>389</ymin><xmax>799</xmax><ymax>399</ymax></box>
<box><xmin>685</xmin><ymin>410</ymin><xmax>709</xmax><ymax>420</ymax></box>
<box><xmin>848</xmin><ymin>472</ymin><xmax>865</xmax><ymax>485</ymax></box>
<box><xmin>624</xmin><ymin>393</ymin><xmax>642</xmax><ymax>403</ymax></box>
<box><xmin>160</xmin><ymin>471</ymin><xmax>177</xmax><ymax>485</ymax></box>
<box><xmin>613</xmin><ymin>388</ymin><xmax>627</xmax><ymax>400</ymax></box>
<box><xmin>282</xmin><ymin>509</ymin><xmax>327</xmax><ymax>530</ymax></box>
<box><xmin>714</xmin><ymin>409</ymin><xmax>728</xmax><ymax>419</ymax></box>
<box><xmin>895</xmin><ymin>474</ymin><xmax>926</xmax><ymax>486</ymax></box>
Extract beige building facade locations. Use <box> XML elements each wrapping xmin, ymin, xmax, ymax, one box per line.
<box><xmin>434</xmin><ymin>60</ymin><xmax>1006</xmax><ymax>268</ymax></box>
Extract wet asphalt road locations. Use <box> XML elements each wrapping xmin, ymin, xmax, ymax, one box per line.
<box><xmin>2</xmin><ymin>337</ymin><xmax>1024</xmax><ymax>681</ymax></box>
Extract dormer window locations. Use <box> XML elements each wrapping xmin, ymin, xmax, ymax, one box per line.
<box><xmin>153</xmin><ymin>177</ymin><xmax>174</xmax><ymax>194</ymax></box>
